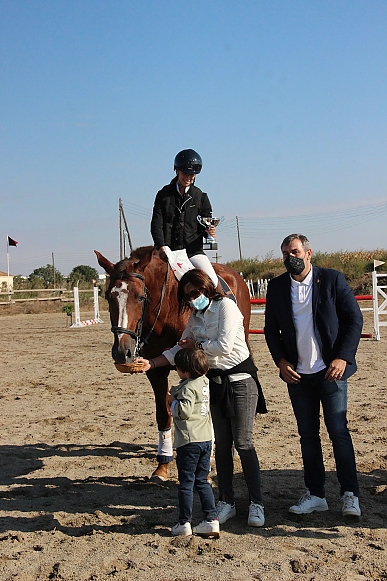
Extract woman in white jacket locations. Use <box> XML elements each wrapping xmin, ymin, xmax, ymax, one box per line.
<box><xmin>139</xmin><ymin>269</ymin><xmax>266</xmax><ymax>528</ymax></box>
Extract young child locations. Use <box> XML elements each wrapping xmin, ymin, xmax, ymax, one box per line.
<box><xmin>167</xmin><ymin>348</ymin><xmax>219</xmax><ymax>538</ymax></box>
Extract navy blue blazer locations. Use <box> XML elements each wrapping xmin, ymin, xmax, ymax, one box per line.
<box><xmin>264</xmin><ymin>265</ymin><xmax>363</xmax><ymax>381</ymax></box>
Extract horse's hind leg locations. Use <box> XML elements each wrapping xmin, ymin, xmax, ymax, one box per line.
<box><xmin>147</xmin><ymin>367</ymin><xmax>173</xmax><ymax>482</ymax></box>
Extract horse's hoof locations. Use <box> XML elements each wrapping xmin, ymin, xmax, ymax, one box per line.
<box><xmin>150</xmin><ymin>464</ymin><xmax>169</xmax><ymax>482</ymax></box>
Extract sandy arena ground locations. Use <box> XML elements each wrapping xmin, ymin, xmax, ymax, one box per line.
<box><xmin>0</xmin><ymin>307</ymin><xmax>386</xmax><ymax>581</ymax></box>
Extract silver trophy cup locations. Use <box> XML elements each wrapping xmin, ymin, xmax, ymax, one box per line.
<box><xmin>197</xmin><ymin>216</ymin><xmax>222</xmax><ymax>250</ymax></box>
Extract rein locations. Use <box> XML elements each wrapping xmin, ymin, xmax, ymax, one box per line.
<box><xmin>110</xmin><ymin>265</ymin><xmax>171</xmax><ymax>357</ymax></box>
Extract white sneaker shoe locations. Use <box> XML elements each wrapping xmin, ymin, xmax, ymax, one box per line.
<box><xmin>193</xmin><ymin>519</ymin><xmax>220</xmax><ymax>538</ymax></box>
<box><xmin>248</xmin><ymin>502</ymin><xmax>265</xmax><ymax>527</ymax></box>
<box><xmin>171</xmin><ymin>522</ymin><xmax>192</xmax><ymax>536</ymax></box>
<box><xmin>342</xmin><ymin>491</ymin><xmax>361</xmax><ymax>517</ymax></box>
<box><xmin>216</xmin><ymin>501</ymin><xmax>236</xmax><ymax>524</ymax></box>
<box><xmin>289</xmin><ymin>490</ymin><xmax>329</xmax><ymax>514</ymax></box>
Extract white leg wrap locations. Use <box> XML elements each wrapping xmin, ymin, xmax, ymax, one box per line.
<box><xmin>158</xmin><ymin>429</ymin><xmax>173</xmax><ymax>457</ymax></box>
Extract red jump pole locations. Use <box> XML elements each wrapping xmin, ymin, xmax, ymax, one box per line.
<box><xmin>249</xmin><ymin>296</ymin><xmax>374</xmax><ymax>337</ymax></box>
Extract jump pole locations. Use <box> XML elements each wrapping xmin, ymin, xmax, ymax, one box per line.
<box><xmin>70</xmin><ymin>286</ymin><xmax>103</xmax><ymax>328</ymax></box>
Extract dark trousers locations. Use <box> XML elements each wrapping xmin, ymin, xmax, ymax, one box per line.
<box><xmin>176</xmin><ymin>441</ymin><xmax>217</xmax><ymax>524</ymax></box>
<box><xmin>210</xmin><ymin>377</ymin><xmax>262</xmax><ymax>505</ymax></box>
<box><xmin>288</xmin><ymin>371</ymin><xmax>359</xmax><ymax>498</ymax></box>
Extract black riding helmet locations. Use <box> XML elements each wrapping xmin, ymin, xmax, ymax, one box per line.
<box><xmin>174</xmin><ymin>149</ymin><xmax>202</xmax><ymax>175</ymax></box>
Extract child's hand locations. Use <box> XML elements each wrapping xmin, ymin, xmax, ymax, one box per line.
<box><xmin>167</xmin><ymin>392</ymin><xmax>174</xmax><ymax>406</ymax></box>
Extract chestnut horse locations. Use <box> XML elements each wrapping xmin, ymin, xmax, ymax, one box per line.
<box><xmin>95</xmin><ymin>246</ymin><xmax>251</xmax><ymax>481</ymax></box>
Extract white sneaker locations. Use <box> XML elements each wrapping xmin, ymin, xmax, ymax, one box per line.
<box><xmin>171</xmin><ymin>522</ymin><xmax>192</xmax><ymax>536</ymax></box>
<box><xmin>289</xmin><ymin>490</ymin><xmax>328</xmax><ymax>514</ymax></box>
<box><xmin>248</xmin><ymin>502</ymin><xmax>265</xmax><ymax>527</ymax></box>
<box><xmin>216</xmin><ymin>501</ymin><xmax>236</xmax><ymax>524</ymax></box>
<box><xmin>193</xmin><ymin>519</ymin><xmax>220</xmax><ymax>538</ymax></box>
<box><xmin>342</xmin><ymin>491</ymin><xmax>361</xmax><ymax>517</ymax></box>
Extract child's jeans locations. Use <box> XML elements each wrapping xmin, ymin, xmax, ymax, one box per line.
<box><xmin>176</xmin><ymin>440</ymin><xmax>217</xmax><ymax>524</ymax></box>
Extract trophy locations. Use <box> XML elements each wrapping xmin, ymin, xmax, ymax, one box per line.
<box><xmin>197</xmin><ymin>215</ymin><xmax>223</xmax><ymax>250</ymax></box>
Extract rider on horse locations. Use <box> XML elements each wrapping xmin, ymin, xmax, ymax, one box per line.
<box><xmin>150</xmin><ymin>149</ymin><xmax>218</xmax><ymax>286</ymax></box>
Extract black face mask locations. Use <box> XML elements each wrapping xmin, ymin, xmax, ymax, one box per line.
<box><xmin>284</xmin><ymin>255</ymin><xmax>305</xmax><ymax>276</ymax></box>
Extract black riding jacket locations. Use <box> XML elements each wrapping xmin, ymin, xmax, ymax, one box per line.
<box><xmin>150</xmin><ymin>177</ymin><xmax>212</xmax><ymax>258</ymax></box>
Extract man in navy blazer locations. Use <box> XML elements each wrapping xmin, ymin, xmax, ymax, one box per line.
<box><xmin>264</xmin><ymin>234</ymin><xmax>363</xmax><ymax>518</ymax></box>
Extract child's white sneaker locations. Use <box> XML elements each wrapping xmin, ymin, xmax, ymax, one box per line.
<box><xmin>193</xmin><ymin>519</ymin><xmax>220</xmax><ymax>538</ymax></box>
<box><xmin>171</xmin><ymin>522</ymin><xmax>192</xmax><ymax>536</ymax></box>
<box><xmin>342</xmin><ymin>491</ymin><xmax>361</xmax><ymax>517</ymax></box>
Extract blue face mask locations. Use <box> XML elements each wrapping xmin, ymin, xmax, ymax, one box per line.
<box><xmin>190</xmin><ymin>294</ymin><xmax>210</xmax><ymax>311</ymax></box>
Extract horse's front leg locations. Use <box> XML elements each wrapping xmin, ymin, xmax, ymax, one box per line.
<box><xmin>147</xmin><ymin>366</ymin><xmax>173</xmax><ymax>482</ymax></box>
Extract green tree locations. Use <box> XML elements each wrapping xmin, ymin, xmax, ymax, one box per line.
<box><xmin>29</xmin><ymin>265</ymin><xmax>64</xmax><ymax>288</ymax></box>
<box><xmin>13</xmin><ymin>275</ymin><xmax>30</xmax><ymax>290</ymax></box>
<box><xmin>68</xmin><ymin>265</ymin><xmax>99</xmax><ymax>287</ymax></box>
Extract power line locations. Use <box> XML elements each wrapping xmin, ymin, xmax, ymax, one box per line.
<box><xmin>119</xmin><ymin>199</ymin><xmax>387</xmax><ymax>237</ymax></box>
<box><xmin>218</xmin><ymin>201</ymin><xmax>387</xmax><ymax>238</ymax></box>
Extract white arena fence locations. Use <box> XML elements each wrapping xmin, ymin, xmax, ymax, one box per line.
<box><xmin>247</xmin><ymin>267</ymin><xmax>387</xmax><ymax>341</ymax></box>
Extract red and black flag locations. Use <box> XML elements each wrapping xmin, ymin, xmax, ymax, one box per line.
<box><xmin>7</xmin><ymin>236</ymin><xmax>18</xmax><ymax>247</ymax></box>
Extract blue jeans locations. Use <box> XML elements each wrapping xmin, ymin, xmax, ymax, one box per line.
<box><xmin>288</xmin><ymin>370</ymin><xmax>359</xmax><ymax>498</ymax></box>
<box><xmin>176</xmin><ymin>441</ymin><xmax>217</xmax><ymax>524</ymax></box>
<box><xmin>210</xmin><ymin>377</ymin><xmax>262</xmax><ymax>505</ymax></box>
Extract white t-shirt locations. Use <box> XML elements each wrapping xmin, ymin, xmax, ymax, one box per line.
<box><xmin>290</xmin><ymin>267</ymin><xmax>326</xmax><ymax>374</ymax></box>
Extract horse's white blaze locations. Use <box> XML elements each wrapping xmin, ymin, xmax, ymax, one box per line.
<box><xmin>112</xmin><ymin>281</ymin><xmax>129</xmax><ymax>336</ymax></box>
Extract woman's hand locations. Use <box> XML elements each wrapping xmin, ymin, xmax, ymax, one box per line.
<box><xmin>136</xmin><ymin>357</ymin><xmax>151</xmax><ymax>372</ymax></box>
<box><xmin>178</xmin><ymin>338</ymin><xmax>196</xmax><ymax>349</ymax></box>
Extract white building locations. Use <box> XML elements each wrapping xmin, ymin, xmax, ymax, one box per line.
<box><xmin>0</xmin><ymin>271</ymin><xmax>14</xmax><ymax>292</ymax></box>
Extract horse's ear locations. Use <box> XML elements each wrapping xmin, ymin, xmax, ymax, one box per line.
<box><xmin>94</xmin><ymin>250</ymin><xmax>114</xmax><ymax>275</ymax></box>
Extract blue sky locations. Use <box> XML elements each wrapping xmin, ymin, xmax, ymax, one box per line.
<box><xmin>1</xmin><ymin>0</ymin><xmax>386</xmax><ymax>276</ymax></box>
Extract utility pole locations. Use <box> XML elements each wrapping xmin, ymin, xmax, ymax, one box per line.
<box><xmin>236</xmin><ymin>216</ymin><xmax>242</xmax><ymax>260</ymax></box>
<box><xmin>119</xmin><ymin>198</ymin><xmax>123</xmax><ymax>260</ymax></box>
<box><xmin>52</xmin><ymin>252</ymin><xmax>55</xmax><ymax>289</ymax></box>
<box><xmin>121</xmin><ymin>207</ymin><xmax>133</xmax><ymax>256</ymax></box>
<box><xmin>119</xmin><ymin>198</ymin><xmax>133</xmax><ymax>259</ymax></box>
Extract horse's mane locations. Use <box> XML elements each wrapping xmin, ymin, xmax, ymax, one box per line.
<box><xmin>129</xmin><ymin>245</ymin><xmax>156</xmax><ymax>262</ymax></box>
<box><xmin>110</xmin><ymin>259</ymin><xmax>132</xmax><ymax>280</ymax></box>
<box><xmin>110</xmin><ymin>246</ymin><xmax>164</xmax><ymax>280</ymax></box>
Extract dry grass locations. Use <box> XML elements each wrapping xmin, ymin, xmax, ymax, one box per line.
<box><xmin>228</xmin><ymin>248</ymin><xmax>387</xmax><ymax>294</ymax></box>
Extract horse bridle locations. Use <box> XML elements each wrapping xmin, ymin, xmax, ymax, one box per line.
<box><xmin>110</xmin><ymin>267</ymin><xmax>170</xmax><ymax>358</ymax></box>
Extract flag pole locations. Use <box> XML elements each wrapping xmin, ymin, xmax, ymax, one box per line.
<box><xmin>6</xmin><ymin>235</ymin><xmax>11</xmax><ymax>298</ymax></box>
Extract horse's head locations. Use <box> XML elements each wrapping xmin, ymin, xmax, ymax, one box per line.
<box><xmin>95</xmin><ymin>246</ymin><xmax>160</xmax><ymax>365</ymax></box>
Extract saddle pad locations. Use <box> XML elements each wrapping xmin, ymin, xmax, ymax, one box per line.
<box><xmin>162</xmin><ymin>247</ymin><xmax>194</xmax><ymax>281</ymax></box>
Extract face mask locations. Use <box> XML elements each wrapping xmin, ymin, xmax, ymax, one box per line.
<box><xmin>190</xmin><ymin>294</ymin><xmax>210</xmax><ymax>311</ymax></box>
<box><xmin>284</xmin><ymin>255</ymin><xmax>305</xmax><ymax>276</ymax></box>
